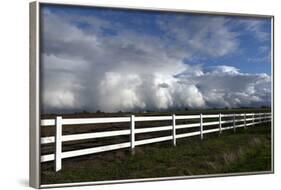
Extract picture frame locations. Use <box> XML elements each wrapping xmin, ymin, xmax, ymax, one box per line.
<box><xmin>30</xmin><ymin>1</ymin><xmax>274</xmax><ymax>188</ymax></box>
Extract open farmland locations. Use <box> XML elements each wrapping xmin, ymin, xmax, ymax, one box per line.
<box><xmin>40</xmin><ymin>108</ymin><xmax>272</xmax><ymax>184</ymax></box>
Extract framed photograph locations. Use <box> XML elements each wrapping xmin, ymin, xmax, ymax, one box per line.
<box><xmin>29</xmin><ymin>1</ymin><xmax>274</xmax><ymax>188</ymax></box>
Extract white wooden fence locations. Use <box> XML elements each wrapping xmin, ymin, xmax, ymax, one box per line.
<box><xmin>40</xmin><ymin>112</ymin><xmax>272</xmax><ymax>171</ymax></box>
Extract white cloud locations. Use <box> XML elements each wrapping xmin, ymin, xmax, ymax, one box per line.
<box><xmin>41</xmin><ymin>10</ymin><xmax>271</xmax><ymax>113</ymax></box>
<box><xmin>98</xmin><ymin>72</ymin><xmax>145</xmax><ymax>112</ymax></box>
<box><xmin>206</xmin><ymin>65</ymin><xmax>240</xmax><ymax>75</ymax></box>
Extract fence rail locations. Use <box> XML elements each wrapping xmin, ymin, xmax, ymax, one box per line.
<box><xmin>40</xmin><ymin>112</ymin><xmax>272</xmax><ymax>171</ymax></box>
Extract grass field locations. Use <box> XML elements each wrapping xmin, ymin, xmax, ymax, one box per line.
<box><xmin>41</xmin><ymin>122</ymin><xmax>272</xmax><ymax>184</ymax></box>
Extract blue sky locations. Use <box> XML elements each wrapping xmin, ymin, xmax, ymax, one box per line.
<box><xmin>42</xmin><ymin>4</ymin><xmax>271</xmax><ymax>75</ymax></box>
<box><xmin>40</xmin><ymin>4</ymin><xmax>272</xmax><ymax>113</ymax></box>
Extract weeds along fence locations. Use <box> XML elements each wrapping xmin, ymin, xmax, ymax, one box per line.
<box><xmin>40</xmin><ymin>112</ymin><xmax>272</xmax><ymax>171</ymax></box>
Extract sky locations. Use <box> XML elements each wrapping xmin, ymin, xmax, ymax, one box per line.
<box><xmin>40</xmin><ymin>4</ymin><xmax>272</xmax><ymax>114</ymax></box>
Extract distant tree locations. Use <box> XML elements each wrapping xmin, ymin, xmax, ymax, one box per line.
<box><xmin>82</xmin><ymin>110</ymin><xmax>89</xmax><ymax>114</ymax></box>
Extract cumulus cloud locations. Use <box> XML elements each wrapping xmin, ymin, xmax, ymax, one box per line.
<box><xmin>40</xmin><ymin>9</ymin><xmax>271</xmax><ymax>113</ymax></box>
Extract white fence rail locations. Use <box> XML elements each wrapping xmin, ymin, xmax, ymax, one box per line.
<box><xmin>40</xmin><ymin>112</ymin><xmax>272</xmax><ymax>171</ymax></box>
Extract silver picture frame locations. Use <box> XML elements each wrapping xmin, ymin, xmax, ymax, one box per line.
<box><xmin>30</xmin><ymin>1</ymin><xmax>274</xmax><ymax>188</ymax></box>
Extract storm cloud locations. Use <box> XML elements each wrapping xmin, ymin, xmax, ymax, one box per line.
<box><xmin>40</xmin><ymin>7</ymin><xmax>271</xmax><ymax>113</ymax></box>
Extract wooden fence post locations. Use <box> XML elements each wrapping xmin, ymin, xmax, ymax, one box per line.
<box><xmin>200</xmin><ymin>114</ymin><xmax>203</xmax><ymax>140</ymax></box>
<box><xmin>172</xmin><ymin>114</ymin><xmax>176</xmax><ymax>146</ymax></box>
<box><xmin>219</xmin><ymin>113</ymin><xmax>222</xmax><ymax>134</ymax></box>
<box><xmin>55</xmin><ymin>116</ymin><xmax>62</xmax><ymax>172</ymax></box>
<box><xmin>130</xmin><ymin>115</ymin><xmax>135</xmax><ymax>155</ymax></box>
<box><xmin>233</xmin><ymin>113</ymin><xmax>236</xmax><ymax>133</ymax></box>
<box><xmin>244</xmin><ymin>113</ymin><xmax>246</xmax><ymax>129</ymax></box>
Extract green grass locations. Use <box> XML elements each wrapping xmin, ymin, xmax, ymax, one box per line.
<box><xmin>41</xmin><ymin>123</ymin><xmax>272</xmax><ymax>184</ymax></box>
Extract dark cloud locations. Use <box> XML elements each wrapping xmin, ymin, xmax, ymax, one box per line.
<box><xmin>158</xmin><ymin>83</ymin><xmax>170</xmax><ymax>88</ymax></box>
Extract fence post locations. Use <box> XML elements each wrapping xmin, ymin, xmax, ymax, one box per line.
<box><xmin>172</xmin><ymin>114</ymin><xmax>176</xmax><ymax>146</ymax></box>
<box><xmin>252</xmin><ymin>113</ymin><xmax>255</xmax><ymax>127</ymax></box>
<box><xmin>219</xmin><ymin>113</ymin><xmax>222</xmax><ymax>134</ymax></box>
<box><xmin>233</xmin><ymin>113</ymin><xmax>236</xmax><ymax>133</ymax></box>
<box><xmin>260</xmin><ymin>113</ymin><xmax>262</xmax><ymax>125</ymax></box>
<box><xmin>55</xmin><ymin>116</ymin><xmax>62</xmax><ymax>172</ymax></box>
<box><xmin>200</xmin><ymin>114</ymin><xmax>203</xmax><ymax>140</ymax></box>
<box><xmin>130</xmin><ymin>115</ymin><xmax>135</xmax><ymax>155</ymax></box>
<box><xmin>243</xmin><ymin>113</ymin><xmax>246</xmax><ymax>129</ymax></box>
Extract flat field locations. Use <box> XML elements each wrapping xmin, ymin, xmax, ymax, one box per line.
<box><xmin>40</xmin><ymin>108</ymin><xmax>272</xmax><ymax>184</ymax></box>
